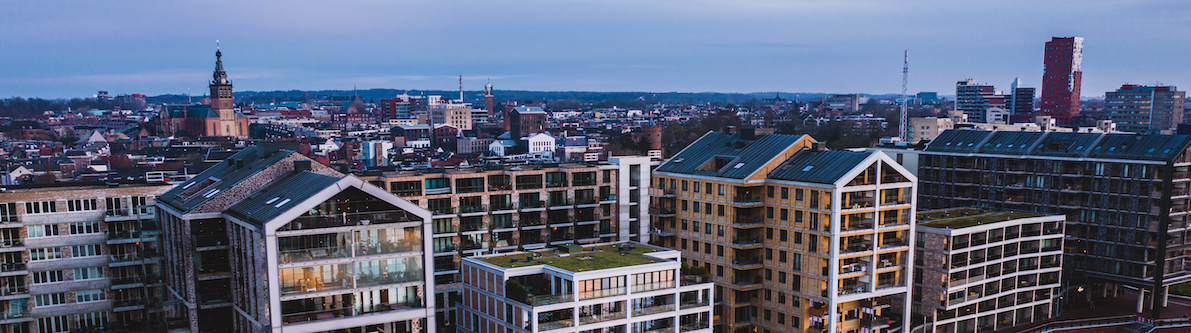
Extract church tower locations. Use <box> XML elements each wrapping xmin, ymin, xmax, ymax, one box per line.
<box><xmin>209</xmin><ymin>47</ymin><xmax>240</xmax><ymax>136</ymax></box>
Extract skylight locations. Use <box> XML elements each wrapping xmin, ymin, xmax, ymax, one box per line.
<box><xmin>802</xmin><ymin>165</ymin><xmax>814</xmax><ymax>172</ymax></box>
<box><xmin>275</xmin><ymin>199</ymin><xmax>292</xmax><ymax>208</ymax></box>
<box><xmin>265</xmin><ymin>197</ymin><xmax>280</xmax><ymax>204</ymax></box>
<box><xmin>733</xmin><ymin>163</ymin><xmax>745</xmax><ymax>169</ymax></box>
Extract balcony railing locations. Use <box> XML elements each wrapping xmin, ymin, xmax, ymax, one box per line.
<box><xmin>0</xmin><ymin>239</ymin><xmax>21</xmax><ymax>248</ymax></box>
<box><xmin>539</xmin><ymin>319</ymin><xmax>574</xmax><ymax>331</ymax></box>
<box><xmin>731</xmin><ymin>238</ymin><xmax>762</xmax><ymax>246</ymax></box>
<box><xmin>578</xmin><ymin>287</ymin><xmax>627</xmax><ymax>300</ymax></box>
<box><xmin>579</xmin><ymin>311</ymin><xmax>626</xmax><ymax>325</ymax></box>
<box><xmin>110</xmin><ymin>253</ymin><xmax>144</xmax><ymax>262</ymax></box>
<box><xmin>731</xmin><ymin>197</ymin><xmax>763</xmax><ymax>206</ymax></box>
<box><xmin>632</xmin><ymin>281</ymin><xmax>675</xmax><ymax>293</ymax></box>
<box><xmin>280</xmin><ymin>245</ymin><xmax>351</xmax><ymax>264</ymax></box>
<box><xmin>526</xmin><ymin>294</ymin><xmax>573</xmax><ymax>306</ymax></box>
<box><xmin>193</xmin><ymin>235</ymin><xmax>228</xmax><ymax>248</ymax></box>
<box><xmin>282</xmin><ymin>210</ymin><xmax>420</xmax><ymax>232</ymax></box>
<box><xmin>431</xmin><ymin>207</ymin><xmax>456</xmax><ymax>215</ymax></box>
<box><xmin>632</xmin><ymin>303</ymin><xmax>675</xmax><ymax>317</ymax></box>
<box><xmin>733</xmin><ymin>217</ymin><xmax>764</xmax><ymax>227</ymax></box>
<box><xmin>839</xmin><ymin>282</ymin><xmax>869</xmax><ymax>295</ymax></box>
<box><xmin>460</xmin><ymin>205</ymin><xmax>487</xmax><ymax>214</ymax></box>
<box><xmin>680</xmin><ymin>298</ymin><xmax>710</xmax><ymax>309</ymax></box>
<box><xmin>0</xmin><ymin>262</ymin><xmax>26</xmax><ymax>272</ymax></box>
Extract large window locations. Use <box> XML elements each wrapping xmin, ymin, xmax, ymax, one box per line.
<box><xmin>66</xmin><ymin>199</ymin><xmax>97</xmax><ymax>212</ymax></box>
<box><xmin>578</xmin><ymin>276</ymin><xmax>626</xmax><ymax>300</ymax></box>
<box><xmin>28</xmin><ymin>224</ymin><xmax>58</xmax><ymax>238</ymax></box>
<box><xmin>71</xmin><ymin>244</ymin><xmax>103</xmax><ymax>258</ymax></box>
<box><xmin>30</xmin><ymin>247</ymin><xmax>61</xmax><ymax>261</ymax></box>
<box><xmin>76</xmin><ymin>289</ymin><xmax>106</xmax><ymax>303</ymax></box>
<box><xmin>0</xmin><ymin>203</ymin><xmax>15</xmax><ymax>222</ymax></box>
<box><xmin>455</xmin><ymin>177</ymin><xmax>485</xmax><ymax>193</ymax></box>
<box><xmin>38</xmin><ymin>316</ymin><xmax>68</xmax><ymax>333</ymax></box>
<box><xmin>545</xmin><ymin>172</ymin><xmax>567</xmax><ymax>187</ymax></box>
<box><xmin>34</xmin><ymin>293</ymin><xmax>67</xmax><ymax>307</ymax></box>
<box><xmin>74</xmin><ymin>267</ymin><xmax>105</xmax><ymax>280</ymax></box>
<box><xmin>32</xmin><ymin>270</ymin><xmax>64</xmax><ymax>284</ymax></box>
<box><xmin>390</xmin><ymin>181</ymin><xmax>422</xmax><ymax>197</ymax></box>
<box><xmin>633</xmin><ymin>270</ymin><xmax>675</xmax><ymax>292</ymax></box>
<box><xmin>69</xmin><ymin>222</ymin><xmax>101</xmax><ymax>235</ymax></box>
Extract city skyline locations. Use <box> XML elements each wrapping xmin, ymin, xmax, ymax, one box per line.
<box><xmin>1</xmin><ymin>0</ymin><xmax>1189</xmax><ymax>98</ymax></box>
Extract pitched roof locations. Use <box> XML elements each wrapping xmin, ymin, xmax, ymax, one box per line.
<box><xmin>157</xmin><ymin>146</ymin><xmax>296</xmax><ymax>214</ymax></box>
<box><xmin>655</xmin><ymin>132</ymin><xmax>805</xmax><ymax>179</ymax></box>
<box><xmin>225</xmin><ymin>171</ymin><xmax>342</xmax><ymax>225</ymax></box>
<box><xmin>768</xmin><ymin>149</ymin><xmax>872</xmax><ymax>184</ymax></box>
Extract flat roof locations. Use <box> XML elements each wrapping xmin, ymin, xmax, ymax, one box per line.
<box><xmin>918</xmin><ymin>208</ymin><xmax>1048</xmax><ymax>229</ymax></box>
<box><xmin>480</xmin><ymin>243</ymin><xmax>664</xmax><ymax>272</ymax></box>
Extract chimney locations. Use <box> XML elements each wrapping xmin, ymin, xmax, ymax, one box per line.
<box><xmin>294</xmin><ymin>160</ymin><xmax>312</xmax><ymax>172</ymax></box>
<box><xmin>811</xmin><ymin>142</ymin><xmax>828</xmax><ymax>152</ymax></box>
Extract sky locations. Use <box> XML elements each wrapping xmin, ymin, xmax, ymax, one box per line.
<box><xmin>0</xmin><ymin>0</ymin><xmax>1188</xmax><ymax>99</ymax></box>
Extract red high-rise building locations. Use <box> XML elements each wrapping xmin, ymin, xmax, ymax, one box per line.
<box><xmin>1041</xmin><ymin>37</ymin><xmax>1083</xmax><ymax>124</ymax></box>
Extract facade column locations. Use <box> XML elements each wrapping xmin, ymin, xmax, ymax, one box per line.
<box><xmin>1164</xmin><ymin>286</ymin><xmax>1170</xmax><ymax>307</ymax></box>
<box><xmin>1137</xmin><ymin>289</ymin><xmax>1146</xmax><ymax>313</ymax></box>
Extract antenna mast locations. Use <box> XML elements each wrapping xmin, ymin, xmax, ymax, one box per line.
<box><xmin>900</xmin><ymin>50</ymin><xmax>909</xmax><ymax>142</ymax></box>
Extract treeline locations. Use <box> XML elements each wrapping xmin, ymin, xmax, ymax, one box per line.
<box><xmin>0</xmin><ymin>97</ymin><xmax>116</xmax><ymax>118</ymax></box>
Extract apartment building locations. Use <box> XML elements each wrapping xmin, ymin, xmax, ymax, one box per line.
<box><xmin>1099</xmin><ymin>85</ymin><xmax>1185</xmax><ymax>134</ymax></box>
<box><xmin>156</xmin><ymin>142</ymin><xmax>436</xmax><ymax>332</ymax></box>
<box><xmin>913</xmin><ymin>209</ymin><xmax>1064</xmax><ymax>333</ymax></box>
<box><xmin>356</xmin><ymin>156</ymin><xmax>653</xmax><ymax>331</ymax></box>
<box><xmin>650</xmin><ymin>130</ymin><xmax>916</xmax><ymax>333</ymax></box>
<box><xmin>0</xmin><ymin>181</ymin><xmax>172</xmax><ymax>333</ymax></box>
<box><xmin>457</xmin><ymin>242</ymin><xmax>714</xmax><ymax>333</ymax></box>
<box><xmin>916</xmin><ymin>129</ymin><xmax>1191</xmax><ymax>317</ymax></box>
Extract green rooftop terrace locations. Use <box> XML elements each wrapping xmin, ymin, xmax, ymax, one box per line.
<box><xmin>481</xmin><ymin>243</ymin><xmax>664</xmax><ymax>272</ymax></box>
<box><xmin>918</xmin><ymin>208</ymin><xmax>1047</xmax><ymax>229</ymax></box>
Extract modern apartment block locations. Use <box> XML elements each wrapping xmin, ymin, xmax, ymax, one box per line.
<box><xmin>355</xmin><ymin>156</ymin><xmax>653</xmax><ymax>331</ymax></box>
<box><xmin>457</xmin><ymin>242</ymin><xmax>714</xmax><ymax>333</ymax></box>
<box><xmin>156</xmin><ymin>142</ymin><xmax>436</xmax><ymax>332</ymax></box>
<box><xmin>1100</xmin><ymin>85</ymin><xmax>1186</xmax><ymax>134</ymax></box>
<box><xmin>1041</xmin><ymin>37</ymin><xmax>1084</xmax><ymax>124</ymax></box>
<box><xmin>916</xmin><ymin>129</ymin><xmax>1191</xmax><ymax>317</ymax></box>
<box><xmin>1009</xmin><ymin>78</ymin><xmax>1035</xmax><ymax>116</ymax></box>
<box><xmin>650</xmin><ymin>130</ymin><xmax>916</xmax><ymax>333</ymax></box>
<box><xmin>913</xmin><ymin>209</ymin><xmax>1064</xmax><ymax>333</ymax></box>
<box><xmin>0</xmin><ymin>182</ymin><xmax>172</xmax><ymax>333</ymax></box>
<box><xmin>955</xmin><ymin>80</ymin><xmax>1004</xmax><ymax>124</ymax></box>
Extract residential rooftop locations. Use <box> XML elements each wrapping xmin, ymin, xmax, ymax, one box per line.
<box><xmin>918</xmin><ymin>208</ymin><xmax>1048</xmax><ymax>229</ymax></box>
<box><xmin>480</xmin><ymin>243</ymin><xmax>666</xmax><ymax>272</ymax></box>
<box><xmin>358</xmin><ymin>162</ymin><xmax>605</xmax><ymax>178</ymax></box>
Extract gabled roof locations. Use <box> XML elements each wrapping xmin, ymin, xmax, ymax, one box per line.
<box><xmin>768</xmin><ymin>149</ymin><xmax>872</xmax><ymax>184</ymax></box>
<box><xmin>225</xmin><ymin>171</ymin><xmax>342</xmax><ymax>225</ymax></box>
<box><xmin>655</xmin><ymin>132</ymin><xmax>806</xmax><ymax>180</ymax></box>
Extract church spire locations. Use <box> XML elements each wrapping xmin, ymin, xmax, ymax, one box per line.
<box><xmin>213</xmin><ymin>44</ymin><xmax>229</xmax><ymax>85</ymax></box>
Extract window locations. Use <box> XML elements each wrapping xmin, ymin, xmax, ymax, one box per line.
<box><xmin>424</xmin><ymin>178</ymin><xmax>449</xmax><ymax>189</ymax></box>
<box><xmin>778</xmin><ymin>272</ymin><xmax>787</xmax><ymax>283</ymax></box>
<box><xmin>71</xmin><ymin>245</ymin><xmax>102</xmax><ymax>258</ymax></box>
<box><xmin>704</xmin><ymin>203</ymin><xmax>711</xmax><ymax>215</ymax></box>
<box><xmin>780</xmin><ymin>230</ymin><xmax>788</xmax><ymax>242</ymax></box>
<box><xmin>693</xmin><ymin>182</ymin><xmax>700</xmax><ymax>193</ymax></box>
<box><xmin>767</xmin><ymin>186</ymin><xmax>774</xmax><ymax>198</ymax></box>
<box><xmin>69</xmin><ymin>222</ymin><xmax>100</xmax><ymax>235</ymax></box>
<box><xmin>780</xmin><ymin>209</ymin><xmax>788</xmax><ymax>221</ymax></box>
<box><xmin>765</xmin><ymin>269</ymin><xmax>773</xmax><ymax>280</ymax></box>
<box><xmin>717</xmin><ymin>245</ymin><xmax>724</xmax><ymax>257</ymax></box>
<box><xmin>30</xmin><ymin>247</ymin><xmax>62</xmax><ymax>261</ymax></box>
<box><xmin>74</xmin><ymin>266</ymin><xmax>105</xmax><ymax>279</ymax></box>
<box><xmin>78</xmin><ymin>312</ymin><xmax>108</xmax><ymax>330</ymax></box>
<box><xmin>432</xmin><ymin>218</ymin><xmax>454</xmax><ymax>234</ymax></box>
<box><xmin>778</xmin><ymin>292</ymin><xmax>787</xmax><ymax>305</ymax></box>
<box><xmin>704</xmin><ymin>243</ymin><xmax>711</xmax><ymax>254</ymax></box>
<box><xmin>0</xmin><ymin>203</ymin><xmax>15</xmax><ymax>222</ymax></box>
<box><xmin>76</xmin><ymin>289</ymin><xmax>106</xmax><ymax>303</ymax></box>
<box><xmin>32</xmin><ymin>270</ymin><xmax>64</xmax><ymax>284</ymax></box>
<box><xmin>794</xmin><ymin>232</ymin><xmax>803</xmax><ymax>244</ymax></box>
<box><xmin>34</xmin><ymin>293</ymin><xmax>67</xmax><ymax>307</ymax></box>
<box><xmin>795</xmin><ymin>211</ymin><xmax>804</xmax><ymax>224</ymax></box>
<box><xmin>38</xmin><ymin>316</ymin><xmax>68</xmax><ymax>333</ymax></box>
<box><xmin>718</xmin><ymin>184</ymin><xmax>725</xmax><ymax>196</ymax></box>
<box><xmin>717</xmin><ymin>205</ymin><xmax>725</xmax><ymax>216</ymax></box>
<box><xmin>682</xmin><ymin>180</ymin><xmax>688</xmax><ymax>191</ymax></box>
<box><xmin>66</xmin><ymin>199</ymin><xmax>97</xmax><ymax>212</ymax></box>
<box><xmin>767</xmin><ymin>207</ymin><xmax>774</xmax><ymax>219</ymax></box>
<box><xmin>781</xmin><ymin>187</ymin><xmax>789</xmax><ymax>199</ymax></box>
<box><xmin>795</xmin><ymin>189</ymin><xmax>805</xmax><ymax>201</ymax></box>
<box><xmin>705</xmin><ymin>223</ymin><xmax>712</xmax><ymax>235</ymax></box>
<box><xmin>717</xmin><ymin>225</ymin><xmax>725</xmax><ymax>237</ymax></box>
<box><xmin>766</xmin><ymin>249</ymin><xmax>773</xmax><ymax>260</ymax></box>
<box><xmin>766</xmin><ymin>228</ymin><xmax>773</xmax><ymax>239</ymax></box>
<box><xmin>779</xmin><ymin>251</ymin><xmax>788</xmax><ymax>263</ymax></box>
<box><xmin>28</xmin><ymin>224</ymin><xmax>58</xmax><ymax>238</ymax></box>
<box><xmin>693</xmin><ymin>202</ymin><xmax>700</xmax><ymax>213</ymax></box>
<box><xmin>681</xmin><ymin>200</ymin><xmax>688</xmax><ymax>211</ymax></box>
<box><xmin>105</xmin><ymin>197</ymin><xmax>124</xmax><ymax>215</ymax></box>
<box><xmin>791</xmin><ymin>253</ymin><xmax>802</xmax><ymax>272</ymax></box>
<box><xmin>25</xmin><ymin>201</ymin><xmax>57</xmax><ymax>214</ymax></box>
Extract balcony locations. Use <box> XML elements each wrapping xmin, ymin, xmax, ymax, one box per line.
<box><xmin>282</xmin><ymin>210</ymin><xmax>420</xmax><ymax>232</ymax></box>
<box><xmin>0</xmin><ymin>239</ymin><xmax>21</xmax><ymax>248</ymax></box>
<box><xmin>460</xmin><ymin>205</ymin><xmax>487</xmax><ymax>214</ymax></box>
<box><xmin>731</xmin><ymin>238</ymin><xmax>762</xmax><ymax>248</ymax></box>
<box><xmin>430</xmin><ymin>207</ymin><xmax>456</xmax><ymax>215</ymax></box>
<box><xmin>579</xmin><ymin>311</ymin><xmax>626</xmax><ymax>325</ymax></box>
<box><xmin>0</xmin><ymin>310</ymin><xmax>29</xmax><ymax>321</ymax></box>
<box><xmin>649</xmin><ymin>228</ymin><xmax>676</xmax><ymax>237</ymax></box>
<box><xmin>732</xmin><ymin>217</ymin><xmax>764</xmax><ymax>227</ymax></box>
<box><xmin>547</xmin><ymin>199</ymin><xmax>573</xmax><ymax>208</ymax></box>
<box><xmin>425</xmin><ymin>187</ymin><xmax>452</xmax><ymax>195</ymax></box>
<box><xmin>842</xmin><ymin>219</ymin><xmax>874</xmax><ymax>232</ymax></box>
<box><xmin>880</xmin><ymin>237</ymin><xmax>908</xmax><ymax>249</ymax></box>
<box><xmin>280</xmin><ymin>245</ymin><xmax>351</xmax><ymax>264</ymax></box>
<box><xmin>632</xmin><ymin>281</ymin><xmax>676</xmax><ymax>293</ymax></box>
<box><xmin>680</xmin><ymin>321</ymin><xmax>709</xmax><ymax>332</ymax></box>
<box><xmin>491</xmin><ymin>202</ymin><xmax>515</xmax><ymax>211</ymax></box>
<box><xmin>0</xmin><ymin>262</ymin><xmax>26</xmax><ymax>273</ymax></box>
<box><xmin>527</xmin><ymin>293</ymin><xmax>574</xmax><ymax>306</ymax></box>
<box><xmin>575</xmin><ymin>197</ymin><xmax>599</xmax><ymax>205</ymax></box>
<box><xmin>731</xmin><ymin>256</ymin><xmax>762</xmax><ymax>268</ymax></box>
<box><xmin>840</xmin><ymin>262</ymin><xmax>868</xmax><ymax>275</ymax></box>
<box><xmin>198</xmin><ymin>292</ymin><xmax>231</xmax><ymax>307</ymax></box>
<box><xmin>649</xmin><ymin>206</ymin><xmax>676</xmax><ymax>216</ymax></box>
<box><xmin>632</xmin><ymin>303</ymin><xmax>675</xmax><ymax>317</ymax></box>
<box><xmin>649</xmin><ymin>188</ymin><xmax>676</xmax><ymax>198</ymax></box>
<box><xmin>841</xmin><ymin>243</ymin><xmax>873</xmax><ymax>255</ymax></box>
<box><xmin>861</xmin><ymin>316</ymin><xmax>890</xmax><ymax>329</ymax></box>
<box><xmin>110</xmin><ymin>253</ymin><xmax>144</xmax><ymax>263</ymax></box>
<box><xmin>108</xmin><ymin>230</ymin><xmax>147</xmax><ymax>241</ymax></box>
<box><xmin>577</xmin><ymin>287</ymin><xmax>627</xmax><ymax>301</ymax></box>
<box><xmin>539</xmin><ymin>319</ymin><xmax>574</xmax><ymax>331</ymax></box>
<box><xmin>839</xmin><ymin>282</ymin><xmax>869</xmax><ymax>295</ymax></box>
<box><xmin>193</xmin><ymin>234</ymin><xmax>229</xmax><ymax>248</ymax></box>
<box><xmin>600</xmin><ymin>195</ymin><xmax>617</xmax><ymax>202</ymax></box>
<box><xmin>730</xmin><ymin>196</ymin><xmax>763</xmax><ymax>207</ymax></box>
<box><xmin>680</xmin><ymin>298</ymin><xmax>710</xmax><ymax>309</ymax></box>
